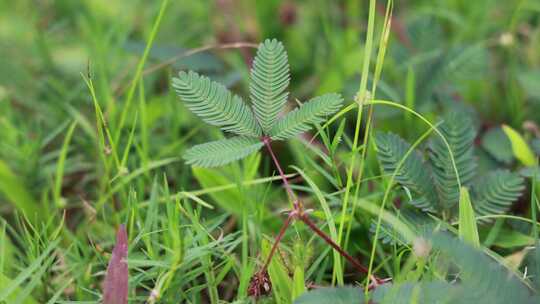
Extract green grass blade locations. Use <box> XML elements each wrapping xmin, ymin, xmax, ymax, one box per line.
<box><xmin>53</xmin><ymin>121</ymin><xmax>77</xmax><ymax>206</ymax></box>
<box><xmin>458</xmin><ymin>187</ymin><xmax>480</xmax><ymax>247</ymax></box>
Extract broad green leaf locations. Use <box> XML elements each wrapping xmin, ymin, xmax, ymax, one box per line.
<box><xmin>502</xmin><ymin>125</ymin><xmax>537</xmax><ymax>166</ymax></box>
<box><xmin>192</xmin><ymin>167</ymin><xmax>245</xmax><ymax>215</ymax></box>
<box><xmin>0</xmin><ymin>160</ymin><xmax>39</xmax><ymax>222</ymax></box>
<box><xmin>294</xmin><ymin>287</ymin><xmax>364</xmax><ymax>304</ymax></box>
<box><xmin>458</xmin><ymin>187</ymin><xmax>479</xmax><ymax>247</ymax></box>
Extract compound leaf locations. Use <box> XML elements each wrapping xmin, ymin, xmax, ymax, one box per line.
<box><xmin>250</xmin><ymin>39</ymin><xmax>290</xmax><ymax>133</ymax></box>
<box><xmin>270</xmin><ymin>93</ymin><xmax>343</xmax><ymax>140</ymax></box>
<box><xmin>183</xmin><ymin>136</ymin><xmax>263</xmax><ymax>167</ymax></box>
<box><xmin>375</xmin><ymin>132</ymin><xmax>438</xmax><ymax>211</ymax></box>
<box><xmin>429</xmin><ymin>112</ymin><xmax>477</xmax><ymax>209</ymax></box>
<box><xmin>173</xmin><ymin>71</ymin><xmax>261</xmax><ymax>137</ymax></box>
<box><xmin>472</xmin><ymin>170</ymin><xmax>525</xmax><ymax>223</ymax></box>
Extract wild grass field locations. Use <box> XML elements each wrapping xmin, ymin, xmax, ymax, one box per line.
<box><xmin>1</xmin><ymin>0</ymin><xmax>540</xmax><ymax>303</ymax></box>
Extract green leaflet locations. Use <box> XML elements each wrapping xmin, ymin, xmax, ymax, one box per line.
<box><xmin>183</xmin><ymin>137</ymin><xmax>264</xmax><ymax>168</ymax></box>
<box><xmin>174</xmin><ymin>39</ymin><xmax>344</xmax><ymax>168</ymax></box>
<box><xmin>172</xmin><ymin>70</ymin><xmax>261</xmax><ymax>137</ymax></box>
<box><xmin>472</xmin><ymin>170</ymin><xmax>525</xmax><ymax>223</ymax></box>
<box><xmin>372</xmin><ymin>233</ymin><xmax>538</xmax><ymax>304</ymax></box>
<box><xmin>502</xmin><ymin>124</ymin><xmax>537</xmax><ymax>166</ymax></box>
<box><xmin>375</xmin><ymin>132</ymin><xmax>438</xmax><ymax>211</ymax></box>
<box><xmin>270</xmin><ymin>93</ymin><xmax>343</xmax><ymax>140</ymax></box>
<box><xmin>250</xmin><ymin>39</ymin><xmax>290</xmax><ymax>133</ymax></box>
<box><xmin>429</xmin><ymin>112</ymin><xmax>476</xmax><ymax>209</ymax></box>
<box><xmin>374</xmin><ymin>111</ymin><xmax>525</xmax><ymax>224</ymax></box>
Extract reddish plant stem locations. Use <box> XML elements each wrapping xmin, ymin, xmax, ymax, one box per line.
<box><xmin>299</xmin><ymin>214</ymin><xmax>369</xmax><ymax>274</ymax></box>
<box><xmin>258</xmin><ymin>136</ymin><xmax>383</xmax><ymax>286</ymax></box>
<box><xmin>262</xmin><ymin>136</ymin><xmax>299</xmax><ymax>208</ymax></box>
<box><xmin>300</xmin><ymin>214</ymin><xmax>383</xmax><ymax>287</ymax></box>
<box><xmin>260</xmin><ymin>212</ymin><xmax>295</xmax><ymax>272</ymax></box>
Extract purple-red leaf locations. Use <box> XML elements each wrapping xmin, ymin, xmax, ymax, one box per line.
<box><xmin>103</xmin><ymin>225</ymin><xmax>128</xmax><ymax>304</ymax></box>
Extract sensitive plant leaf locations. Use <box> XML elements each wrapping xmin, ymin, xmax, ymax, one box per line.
<box><xmin>294</xmin><ymin>286</ymin><xmax>364</xmax><ymax>304</ymax></box>
<box><xmin>375</xmin><ymin>132</ymin><xmax>438</xmax><ymax>211</ymax></box>
<box><xmin>172</xmin><ymin>70</ymin><xmax>261</xmax><ymax>137</ymax></box>
<box><xmin>372</xmin><ymin>282</ymin><xmax>456</xmax><ymax>304</ymax></box>
<box><xmin>472</xmin><ymin>170</ymin><xmax>525</xmax><ymax>223</ymax></box>
<box><xmin>103</xmin><ymin>225</ymin><xmax>128</xmax><ymax>304</ymax></box>
<box><xmin>502</xmin><ymin>125</ymin><xmax>537</xmax><ymax>166</ymax></box>
<box><xmin>458</xmin><ymin>187</ymin><xmax>480</xmax><ymax>247</ymax></box>
<box><xmin>441</xmin><ymin>44</ymin><xmax>488</xmax><ymax>81</ymax></box>
<box><xmin>431</xmin><ymin>233</ymin><xmax>536</xmax><ymax>304</ymax></box>
<box><xmin>250</xmin><ymin>39</ymin><xmax>290</xmax><ymax>133</ymax></box>
<box><xmin>183</xmin><ymin>136</ymin><xmax>264</xmax><ymax>167</ymax></box>
<box><xmin>374</xmin><ymin>234</ymin><xmax>539</xmax><ymax>304</ymax></box>
<box><xmin>270</xmin><ymin>93</ymin><xmax>344</xmax><ymax>140</ymax></box>
<box><xmin>429</xmin><ymin>112</ymin><xmax>477</xmax><ymax>209</ymax></box>
<box><xmin>370</xmin><ymin>208</ymin><xmax>436</xmax><ymax>246</ymax></box>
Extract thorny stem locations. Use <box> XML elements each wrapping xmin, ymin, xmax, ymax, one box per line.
<box><xmin>254</xmin><ymin>136</ymin><xmax>384</xmax><ymax>288</ymax></box>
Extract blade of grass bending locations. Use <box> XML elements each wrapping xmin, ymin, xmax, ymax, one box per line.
<box><xmin>502</xmin><ymin>124</ymin><xmax>538</xmax><ymax>166</ymax></box>
<box><xmin>137</xmin><ymin>174</ymin><xmax>297</xmax><ymax>207</ymax></box>
<box><xmin>103</xmin><ymin>225</ymin><xmax>129</xmax><ymax>304</ymax></box>
<box><xmin>335</xmin><ymin>0</ymin><xmax>378</xmax><ymax>284</ymax></box>
<box><xmin>82</xmin><ymin>74</ymin><xmax>121</xmax><ymax>171</ymax></box>
<box><xmin>291</xmin><ymin>166</ymin><xmax>343</xmax><ymax>285</ymax></box>
<box><xmin>366</xmin><ymin>122</ymin><xmax>438</xmax><ymax>293</ymax></box>
<box><xmin>114</xmin><ymin>0</ymin><xmax>169</xmax><ymax>143</ymax></box>
<box><xmin>94</xmin><ymin>157</ymin><xmax>181</xmax><ymax>211</ymax></box>
<box><xmin>344</xmin><ymin>0</ymin><xmax>394</xmax><ymax>267</ymax></box>
<box><xmin>0</xmin><ymin>274</ymin><xmax>38</xmax><ymax>304</ymax></box>
<box><xmin>53</xmin><ymin>121</ymin><xmax>77</xmax><ymax>206</ymax></box>
<box><xmin>365</xmin><ymin>99</ymin><xmax>461</xmax><ymax>188</ymax></box>
<box><xmin>15</xmin><ymin>254</ymin><xmax>56</xmax><ymax>303</ymax></box>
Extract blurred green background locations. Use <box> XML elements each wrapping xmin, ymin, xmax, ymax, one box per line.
<box><xmin>1</xmin><ymin>0</ymin><xmax>540</xmax><ymax>302</ymax></box>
